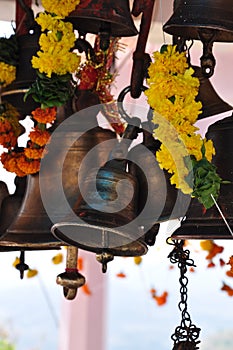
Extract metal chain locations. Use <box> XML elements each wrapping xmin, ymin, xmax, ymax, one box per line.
<box><xmin>167</xmin><ymin>239</ymin><xmax>201</xmax><ymax>350</ymax></box>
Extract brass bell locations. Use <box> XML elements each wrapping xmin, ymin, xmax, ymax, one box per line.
<box><xmin>193</xmin><ymin>66</ymin><xmax>233</xmax><ymax>119</ymax></box>
<box><xmin>128</xmin><ymin>122</ymin><xmax>190</xmax><ymax>227</ymax></box>
<box><xmin>68</xmin><ymin>0</ymin><xmax>138</xmax><ymax>49</ymax></box>
<box><xmin>172</xmin><ymin>113</ymin><xmax>233</xmax><ymax>240</ymax></box>
<box><xmin>163</xmin><ymin>0</ymin><xmax>233</xmax><ymax>77</ymax></box>
<box><xmin>1</xmin><ymin>27</ymin><xmax>40</xmax><ymax>118</ymax></box>
<box><xmin>0</xmin><ymin>96</ymin><xmax>116</xmax><ymax>250</ymax></box>
<box><xmin>51</xmin><ymin>120</ymin><xmax>148</xmax><ymax>264</ymax></box>
<box><xmin>164</xmin><ymin>0</ymin><xmax>233</xmax><ymax>42</ymax></box>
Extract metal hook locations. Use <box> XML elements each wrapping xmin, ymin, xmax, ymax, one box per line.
<box><xmin>117</xmin><ymin>85</ymin><xmax>148</xmax><ymax>124</ymax></box>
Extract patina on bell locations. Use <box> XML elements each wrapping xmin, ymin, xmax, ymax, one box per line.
<box><xmin>172</xmin><ymin>113</ymin><xmax>233</xmax><ymax>240</ymax></box>
<box><xmin>51</xmin><ymin>121</ymin><xmax>148</xmax><ymax>258</ymax></box>
<box><xmin>0</xmin><ymin>92</ymin><xmax>116</xmax><ymax>250</ymax></box>
<box><xmin>68</xmin><ymin>0</ymin><xmax>138</xmax><ymax>38</ymax></box>
<box><xmin>163</xmin><ymin>0</ymin><xmax>233</xmax><ymax>42</ymax></box>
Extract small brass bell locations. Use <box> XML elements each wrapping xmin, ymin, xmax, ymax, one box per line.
<box><xmin>51</xmin><ymin>119</ymin><xmax>149</xmax><ymax>269</ymax></box>
<box><xmin>172</xmin><ymin>113</ymin><xmax>233</xmax><ymax>240</ymax></box>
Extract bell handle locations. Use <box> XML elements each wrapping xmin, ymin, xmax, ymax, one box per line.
<box><xmin>130</xmin><ymin>0</ymin><xmax>155</xmax><ymax>98</ymax></box>
<box><xmin>198</xmin><ymin>29</ymin><xmax>217</xmax><ymax>78</ymax></box>
<box><xmin>63</xmin><ymin>287</ymin><xmax>77</xmax><ymax>300</ymax></box>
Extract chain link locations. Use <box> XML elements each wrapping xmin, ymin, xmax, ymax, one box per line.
<box><xmin>167</xmin><ymin>239</ymin><xmax>201</xmax><ymax>350</ymax></box>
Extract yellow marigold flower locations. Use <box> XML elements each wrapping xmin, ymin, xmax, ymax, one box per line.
<box><xmin>27</xmin><ymin>269</ymin><xmax>38</xmax><ymax>278</ymax></box>
<box><xmin>41</xmin><ymin>0</ymin><xmax>80</xmax><ymax>18</ymax></box>
<box><xmin>52</xmin><ymin>253</ymin><xmax>63</xmax><ymax>265</ymax></box>
<box><xmin>134</xmin><ymin>256</ymin><xmax>142</xmax><ymax>265</ymax></box>
<box><xmin>32</xmin><ymin>51</ymin><xmax>80</xmax><ymax>77</ymax></box>
<box><xmin>0</xmin><ymin>62</ymin><xmax>16</xmax><ymax>87</ymax></box>
<box><xmin>200</xmin><ymin>240</ymin><xmax>214</xmax><ymax>251</ymax></box>
<box><xmin>203</xmin><ymin>138</ymin><xmax>215</xmax><ymax>162</ymax></box>
<box><xmin>180</xmin><ymin>133</ymin><xmax>203</xmax><ymax>161</ymax></box>
<box><xmin>12</xmin><ymin>256</ymin><xmax>20</xmax><ymax>267</ymax></box>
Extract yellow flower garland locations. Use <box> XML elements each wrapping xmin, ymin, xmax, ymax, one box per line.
<box><xmin>32</xmin><ymin>12</ymin><xmax>80</xmax><ymax>77</ymax></box>
<box><xmin>145</xmin><ymin>45</ymin><xmax>221</xmax><ymax>208</ymax></box>
<box><xmin>41</xmin><ymin>0</ymin><xmax>80</xmax><ymax>18</ymax></box>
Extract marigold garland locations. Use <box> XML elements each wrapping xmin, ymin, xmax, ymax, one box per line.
<box><xmin>41</xmin><ymin>0</ymin><xmax>80</xmax><ymax>18</ymax></box>
<box><xmin>145</xmin><ymin>44</ymin><xmax>222</xmax><ymax>209</ymax></box>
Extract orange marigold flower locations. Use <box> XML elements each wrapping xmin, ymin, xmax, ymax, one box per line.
<box><xmin>226</xmin><ymin>270</ymin><xmax>233</xmax><ymax>278</ymax></box>
<box><xmin>0</xmin><ymin>131</ymin><xmax>17</xmax><ymax>149</ymax></box>
<box><xmin>227</xmin><ymin>255</ymin><xmax>233</xmax><ymax>268</ymax></box>
<box><xmin>24</xmin><ymin>146</ymin><xmax>46</xmax><ymax>160</ymax></box>
<box><xmin>1</xmin><ymin>152</ymin><xmax>26</xmax><ymax>177</ymax></box>
<box><xmin>153</xmin><ymin>291</ymin><xmax>168</xmax><ymax>306</ymax></box>
<box><xmin>207</xmin><ymin>261</ymin><xmax>215</xmax><ymax>268</ymax></box>
<box><xmin>31</xmin><ymin>107</ymin><xmax>57</xmax><ymax>124</ymax></box>
<box><xmin>77</xmin><ymin>257</ymin><xmax>84</xmax><ymax>271</ymax></box>
<box><xmin>219</xmin><ymin>258</ymin><xmax>225</xmax><ymax>267</ymax></box>
<box><xmin>221</xmin><ymin>282</ymin><xmax>233</xmax><ymax>296</ymax></box>
<box><xmin>17</xmin><ymin>154</ymin><xmax>40</xmax><ymax>174</ymax></box>
<box><xmin>116</xmin><ymin>272</ymin><xmax>126</xmax><ymax>278</ymax></box>
<box><xmin>82</xmin><ymin>283</ymin><xmax>92</xmax><ymax>295</ymax></box>
<box><xmin>29</xmin><ymin>127</ymin><xmax>51</xmax><ymax>147</ymax></box>
<box><xmin>0</xmin><ymin>120</ymin><xmax>12</xmax><ymax>133</ymax></box>
<box><xmin>206</xmin><ymin>243</ymin><xmax>224</xmax><ymax>260</ymax></box>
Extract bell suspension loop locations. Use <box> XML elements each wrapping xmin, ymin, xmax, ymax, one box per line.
<box><xmin>167</xmin><ymin>239</ymin><xmax>201</xmax><ymax>350</ymax></box>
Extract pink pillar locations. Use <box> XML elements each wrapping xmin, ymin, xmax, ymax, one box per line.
<box><xmin>58</xmin><ymin>250</ymin><xmax>107</xmax><ymax>350</ymax></box>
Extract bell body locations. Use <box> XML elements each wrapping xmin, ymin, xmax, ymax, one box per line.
<box><xmin>163</xmin><ymin>0</ymin><xmax>233</xmax><ymax>42</ymax></box>
<box><xmin>128</xmin><ymin>128</ymin><xmax>190</xmax><ymax>228</ymax></box>
<box><xmin>1</xmin><ymin>28</ymin><xmax>40</xmax><ymax>118</ymax></box>
<box><xmin>193</xmin><ymin>66</ymin><xmax>232</xmax><ymax>119</ymax></box>
<box><xmin>172</xmin><ymin>114</ymin><xmax>233</xmax><ymax>240</ymax></box>
<box><xmin>52</xmin><ymin>158</ymin><xmax>148</xmax><ymax>257</ymax></box>
<box><xmin>68</xmin><ymin>0</ymin><xmax>138</xmax><ymax>37</ymax></box>
<box><xmin>0</xmin><ymin>108</ymin><xmax>116</xmax><ymax>250</ymax></box>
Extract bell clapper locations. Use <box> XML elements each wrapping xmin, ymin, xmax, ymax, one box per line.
<box><xmin>15</xmin><ymin>250</ymin><xmax>29</xmax><ymax>279</ymax></box>
<box><xmin>96</xmin><ymin>229</ymin><xmax>114</xmax><ymax>273</ymax></box>
<box><xmin>56</xmin><ymin>246</ymin><xmax>86</xmax><ymax>300</ymax></box>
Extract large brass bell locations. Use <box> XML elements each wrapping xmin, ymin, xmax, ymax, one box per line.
<box><xmin>172</xmin><ymin>113</ymin><xmax>233</xmax><ymax>240</ymax></box>
<box><xmin>0</xmin><ymin>94</ymin><xmax>116</xmax><ymax>250</ymax></box>
<box><xmin>68</xmin><ymin>0</ymin><xmax>138</xmax><ymax>49</ymax></box>
<box><xmin>163</xmin><ymin>0</ymin><xmax>233</xmax><ymax>77</ymax></box>
<box><xmin>51</xmin><ymin>119</ymin><xmax>148</xmax><ymax>267</ymax></box>
<box><xmin>193</xmin><ymin>66</ymin><xmax>232</xmax><ymax>119</ymax></box>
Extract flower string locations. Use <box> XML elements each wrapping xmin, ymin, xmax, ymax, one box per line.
<box><xmin>77</xmin><ymin>35</ymin><xmax>125</xmax><ymax>135</ymax></box>
<box><xmin>1</xmin><ymin>1</ymin><xmax>81</xmax><ymax>176</ymax></box>
<box><xmin>145</xmin><ymin>44</ymin><xmax>222</xmax><ymax>209</ymax></box>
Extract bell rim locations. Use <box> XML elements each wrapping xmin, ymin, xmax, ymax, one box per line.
<box><xmin>51</xmin><ymin>222</ymin><xmax>148</xmax><ymax>256</ymax></box>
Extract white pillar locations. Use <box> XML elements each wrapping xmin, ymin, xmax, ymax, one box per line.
<box><xmin>58</xmin><ymin>250</ymin><xmax>107</xmax><ymax>350</ymax></box>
